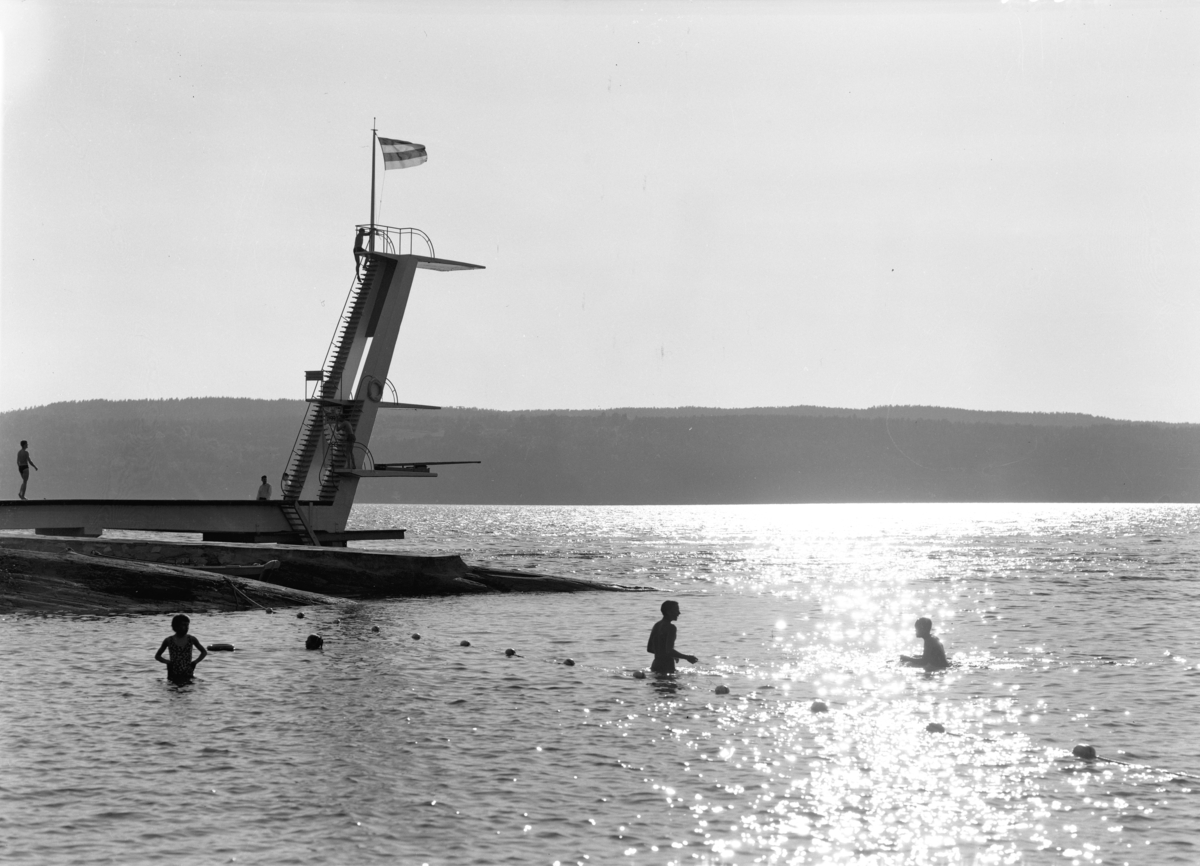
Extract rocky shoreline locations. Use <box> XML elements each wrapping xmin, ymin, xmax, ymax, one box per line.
<box><xmin>0</xmin><ymin>534</ymin><xmax>650</xmax><ymax>614</ymax></box>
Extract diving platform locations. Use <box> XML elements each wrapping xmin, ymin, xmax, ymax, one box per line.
<box><xmin>1</xmin><ymin>211</ymin><xmax>484</xmax><ymax>545</ymax></box>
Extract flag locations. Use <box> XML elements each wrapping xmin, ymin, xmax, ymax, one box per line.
<box><xmin>378</xmin><ymin>137</ymin><xmax>427</xmax><ymax>170</ymax></box>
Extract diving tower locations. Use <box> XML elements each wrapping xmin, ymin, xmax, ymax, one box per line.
<box><xmin>0</xmin><ymin>223</ymin><xmax>484</xmax><ymax>545</ymax></box>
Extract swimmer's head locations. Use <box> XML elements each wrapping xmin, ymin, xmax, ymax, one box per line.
<box><xmin>914</xmin><ymin>617</ymin><xmax>933</xmax><ymax>637</ymax></box>
<box><xmin>661</xmin><ymin>600</ymin><xmax>680</xmax><ymax>618</ymax></box>
<box><xmin>171</xmin><ymin>614</ymin><xmax>190</xmax><ymax>635</ymax></box>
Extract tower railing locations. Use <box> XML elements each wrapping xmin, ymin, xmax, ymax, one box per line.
<box><xmin>357</xmin><ymin>224</ymin><xmax>435</xmax><ymax>258</ymax></box>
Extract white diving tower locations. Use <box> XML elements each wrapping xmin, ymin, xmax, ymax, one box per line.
<box><xmin>0</xmin><ymin>224</ymin><xmax>483</xmax><ymax>546</ymax></box>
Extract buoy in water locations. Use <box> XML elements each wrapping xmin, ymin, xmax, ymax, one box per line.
<box><xmin>563</xmin><ymin>658</ymin><xmax>575</xmax><ymax>666</ymax></box>
<box><xmin>715</xmin><ymin>685</ymin><xmax>730</xmax><ymax>695</ymax></box>
<box><xmin>372</xmin><ymin>626</ymin><xmax>380</xmax><ymax>633</ymax></box>
<box><xmin>305</xmin><ymin>634</ymin><xmax>324</xmax><ymax>650</ymax></box>
<box><xmin>411</xmin><ymin>633</ymin><xmax>421</xmax><ymax>640</ymax></box>
<box><xmin>926</xmin><ymin>722</ymin><xmax>946</xmax><ymax>733</ymax></box>
<box><xmin>810</xmin><ymin>700</ymin><xmax>829</xmax><ymax>713</ymax></box>
<box><xmin>207</xmin><ymin>643</ymin><xmax>235</xmax><ymax>652</ymax></box>
<box><xmin>1072</xmin><ymin>744</ymin><xmax>1097</xmax><ymax>760</ymax></box>
<box><xmin>460</xmin><ymin>640</ymin><xmax>471</xmax><ymax>647</ymax></box>
<box><xmin>505</xmin><ymin>648</ymin><xmax>516</xmax><ymax>657</ymax></box>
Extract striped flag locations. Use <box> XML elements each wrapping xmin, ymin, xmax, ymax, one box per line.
<box><xmin>378</xmin><ymin>137</ymin><xmax>427</xmax><ymax>170</ymax></box>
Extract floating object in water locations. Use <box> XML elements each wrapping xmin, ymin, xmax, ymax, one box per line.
<box><xmin>207</xmin><ymin>643</ymin><xmax>235</xmax><ymax>652</ymax></box>
<box><xmin>460</xmin><ymin>640</ymin><xmax>471</xmax><ymax>647</ymax></box>
<box><xmin>810</xmin><ymin>700</ymin><xmax>829</xmax><ymax>713</ymax></box>
<box><xmin>411</xmin><ymin>633</ymin><xmax>421</xmax><ymax>640</ymax></box>
<box><xmin>715</xmin><ymin>685</ymin><xmax>730</xmax><ymax>695</ymax></box>
<box><xmin>372</xmin><ymin>626</ymin><xmax>380</xmax><ymax>633</ymax></box>
<box><xmin>296</xmin><ymin>612</ymin><xmax>305</xmax><ymax>619</ymax></box>
<box><xmin>563</xmin><ymin>658</ymin><xmax>575</xmax><ymax>666</ymax></box>
<box><xmin>926</xmin><ymin>722</ymin><xmax>946</xmax><ymax>733</ymax></box>
<box><xmin>505</xmin><ymin>648</ymin><xmax>516</xmax><ymax>657</ymax></box>
<box><xmin>305</xmin><ymin>634</ymin><xmax>324</xmax><ymax>650</ymax></box>
<box><xmin>632</xmin><ymin>670</ymin><xmax>646</xmax><ymax>679</ymax></box>
<box><xmin>1073</xmin><ymin>744</ymin><xmax>1097</xmax><ymax>760</ymax></box>
<box><xmin>265</xmin><ymin>609</ymin><xmax>275</xmax><ymax>614</ymax></box>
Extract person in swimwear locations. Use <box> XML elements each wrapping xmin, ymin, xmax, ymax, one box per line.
<box><xmin>336</xmin><ymin>416</ymin><xmax>357</xmax><ymax>470</ymax></box>
<box><xmin>17</xmin><ymin>440</ymin><xmax>38</xmax><ymax>500</ymax></box>
<box><xmin>899</xmin><ymin>617</ymin><xmax>949</xmax><ymax>671</ymax></box>
<box><xmin>155</xmin><ymin>614</ymin><xmax>208</xmax><ymax>684</ymax></box>
<box><xmin>647</xmin><ymin>600</ymin><xmax>698</xmax><ymax>674</ymax></box>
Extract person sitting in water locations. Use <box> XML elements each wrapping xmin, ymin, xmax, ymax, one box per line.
<box><xmin>155</xmin><ymin>614</ymin><xmax>208</xmax><ymax>684</ymax></box>
<box><xmin>900</xmin><ymin>617</ymin><xmax>949</xmax><ymax>671</ymax></box>
<box><xmin>647</xmin><ymin>600</ymin><xmax>698</xmax><ymax>674</ymax></box>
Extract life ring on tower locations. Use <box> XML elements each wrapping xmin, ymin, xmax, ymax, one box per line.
<box><xmin>365</xmin><ymin>379</ymin><xmax>384</xmax><ymax>403</ymax></box>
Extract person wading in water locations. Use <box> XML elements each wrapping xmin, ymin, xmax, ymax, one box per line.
<box><xmin>155</xmin><ymin>614</ymin><xmax>208</xmax><ymax>684</ymax></box>
<box><xmin>647</xmin><ymin>600</ymin><xmax>698</xmax><ymax>674</ymax></box>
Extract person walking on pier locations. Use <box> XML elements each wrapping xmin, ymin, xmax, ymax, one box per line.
<box><xmin>16</xmin><ymin>440</ymin><xmax>38</xmax><ymax>500</ymax></box>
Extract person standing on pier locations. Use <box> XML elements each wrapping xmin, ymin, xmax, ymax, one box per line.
<box><xmin>256</xmin><ymin>475</ymin><xmax>272</xmax><ymax>500</ymax></box>
<box><xmin>16</xmin><ymin>440</ymin><xmax>38</xmax><ymax>500</ymax></box>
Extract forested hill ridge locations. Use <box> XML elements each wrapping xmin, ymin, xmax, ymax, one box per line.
<box><xmin>2</xmin><ymin>399</ymin><xmax>1198</xmax><ymax>504</ymax></box>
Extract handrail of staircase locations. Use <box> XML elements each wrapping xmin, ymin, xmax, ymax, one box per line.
<box><xmin>355</xmin><ymin>224</ymin><xmax>435</xmax><ymax>258</ymax></box>
<box><xmin>318</xmin><ymin>270</ymin><xmax>368</xmax><ymax>397</ymax></box>
<box><xmin>319</xmin><ymin>440</ymin><xmax>374</xmax><ymax>473</ymax></box>
<box><xmin>282</xmin><ymin>265</ymin><xmax>367</xmax><ymax>496</ymax></box>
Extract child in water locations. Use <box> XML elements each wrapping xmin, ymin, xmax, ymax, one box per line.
<box><xmin>899</xmin><ymin>617</ymin><xmax>949</xmax><ymax>671</ymax></box>
<box><xmin>647</xmin><ymin>600</ymin><xmax>698</xmax><ymax>674</ymax></box>
<box><xmin>155</xmin><ymin>614</ymin><xmax>208</xmax><ymax>684</ymax></box>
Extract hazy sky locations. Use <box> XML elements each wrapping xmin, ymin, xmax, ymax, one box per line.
<box><xmin>2</xmin><ymin>0</ymin><xmax>1197</xmax><ymax>421</ymax></box>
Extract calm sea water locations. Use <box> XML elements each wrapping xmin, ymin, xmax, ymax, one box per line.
<box><xmin>3</xmin><ymin>503</ymin><xmax>1200</xmax><ymax>865</ymax></box>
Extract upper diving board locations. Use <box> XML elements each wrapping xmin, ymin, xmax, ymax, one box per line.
<box><xmin>368</xmin><ymin>251</ymin><xmax>485</xmax><ymax>272</ymax></box>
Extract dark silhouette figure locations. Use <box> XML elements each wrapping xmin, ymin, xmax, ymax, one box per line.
<box><xmin>256</xmin><ymin>475</ymin><xmax>272</xmax><ymax>500</ymax></box>
<box><xmin>336</xmin><ymin>417</ymin><xmax>357</xmax><ymax>470</ymax></box>
<box><xmin>16</xmin><ymin>440</ymin><xmax>38</xmax><ymax>500</ymax></box>
<box><xmin>353</xmin><ymin>227</ymin><xmax>368</xmax><ymax>278</ymax></box>
<box><xmin>647</xmin><ymin>600</ymin><xmax>698</xmax><ymax>674</ymax></box>
<box><xmin>155</xmin><ymin>614</ymin><xmax>208</xmax><ymax>684</ymax></box>
<box><xmin>900</xmin><ymin>617</ymin><xmax>949</xmax><ymax>671</ymax></box>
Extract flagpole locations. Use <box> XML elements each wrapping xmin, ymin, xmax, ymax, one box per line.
<box><xmin>369</xmin><ymin>119</ymin><xmax>377</xmax><ymax>253</ymax></box>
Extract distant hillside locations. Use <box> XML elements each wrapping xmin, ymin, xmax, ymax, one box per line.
<box><xmin>2</xmin><ymin>399</ymin><xmax>1198</xmax><ymax>503</ymax></box>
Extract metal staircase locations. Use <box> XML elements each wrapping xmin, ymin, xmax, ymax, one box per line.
<box><xmin>279</xmin><ymin>502</ymin><xmax>320</xmax><ymax>546</ymax></box>
<box><xmin>281</xmin><ymin>255</ymin><xmax>380</xmax><ymax>502</ymax></box>
<box><xmin>317</xmin><ymin>401</ymin><xmax>364</xmax><ymax>502</ymax></box>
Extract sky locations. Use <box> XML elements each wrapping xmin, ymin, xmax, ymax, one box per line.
<box><xmin>1</xmin><ymin>0</ymin><xmax>1197</xmax><ymax>421</ymax></box>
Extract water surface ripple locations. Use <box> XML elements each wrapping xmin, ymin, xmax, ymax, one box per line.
<box><xmin>3</xmin><ymin>503</ymin><xmax>1199</xmax><ymax>864</ymax></box>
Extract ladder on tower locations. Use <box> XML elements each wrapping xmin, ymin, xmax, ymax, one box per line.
<box><xmin>317</xmin><ymin>401</ymin><xmax>364</xmax><ymax>502</ymax></box>
<box><xmin>281</xmin><ymin>255</ymin><xmax>381</xmax><ymax>501</ymax></box>
<box><xmin>279</xmin><ymin>502</ymin><xmax>321</xmax><ymax>546</ymax></box>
